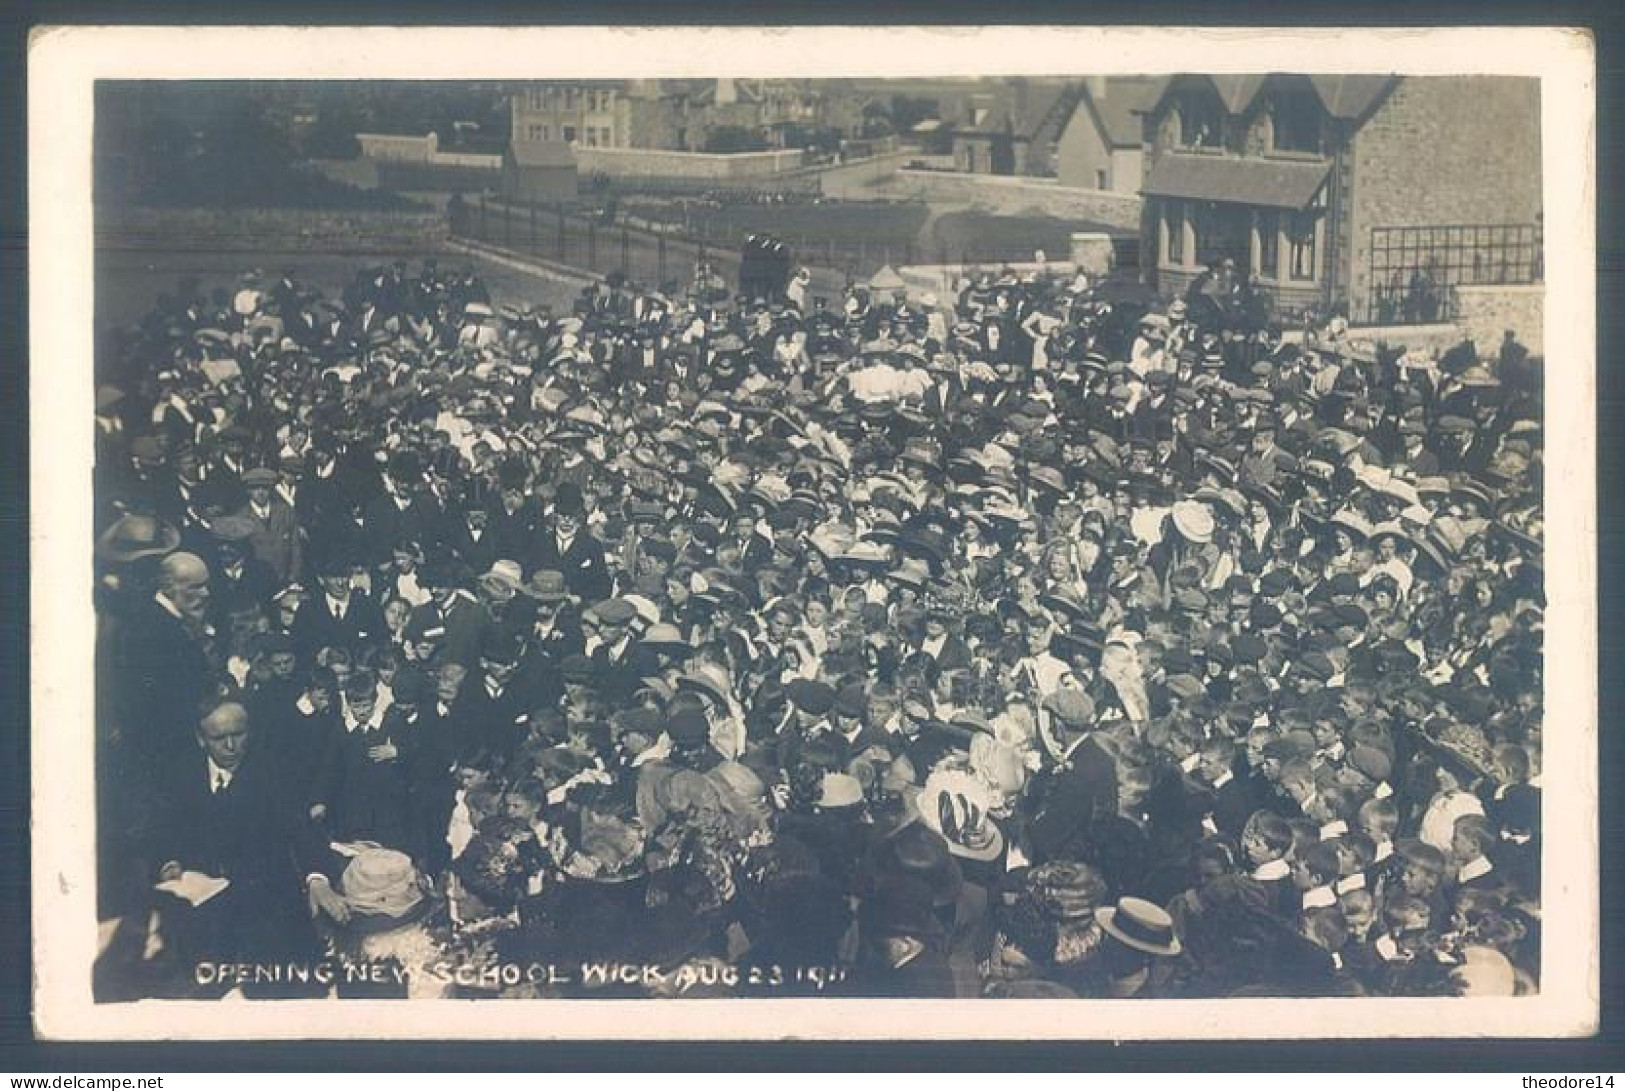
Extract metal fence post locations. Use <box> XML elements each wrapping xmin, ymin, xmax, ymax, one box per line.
<box><xmin>588</xmin><ymin>220</ymin><xmax>597</xmax><ymax>271</ymax></box>
<box><xmin>479</xmin><ymin>192</ymin><xmax>487</xmax><ymax>240</ymax></box>
<box><xmin>658</xmin><ymin>235</ymin><xmax>667</xmax><ymax>286</ymax></box>
<box><xmin>529</xmin><ymin>202</ymin><xmax>537</xmax><ymax>254</ymax></box>
<box><xmin>621</xmin><ymin>228</ymin><xmax>631</xmax><ymax>279</ymax></box>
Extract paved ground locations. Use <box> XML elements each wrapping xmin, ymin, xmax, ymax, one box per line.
<box><xmin>95</xmin><ymin>247</ymin><xmax>583</xmax><ymax>331</ymax></box>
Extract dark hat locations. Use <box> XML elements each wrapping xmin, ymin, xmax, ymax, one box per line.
<box><xmin>553</xmin><ymin>482</ymin><xmax>586</xmax><ymax>516</ymax></box>
<box><xmin>666</xmin><ymin>707</ymin><xmax>711</xmax><ymax>747</ymax></box>
<box><xmin>785</xmin><ymin>678</ymin><xmax>838</xmax><ymax>717</ymax></box>
<box><xmin>241</xmin><ymin>467</ymin><xmax>278</xmax><ymax>488</ymax></box>
<box><xmin>525</xmin><ymin>569</ymin><xmax>570</xmax><ymax>603</ymax></box>
<box><xmin>595</xmin><ymin>598</ymin><xmax>637</xmax><ymax>626</ymax></box>
<box><xmin>479</xmin><ymin>628</ymin><xmax>526</xmax><ymax>666</ymax></box>
<box><xmin>860</xmin><ymin>877</ymin><xmax>946</xmax><ymax>940</ymax></box>
<box><xmin>560</xmin><ymin>654</ymin><xmax>595</xmax><ymax>684</ymax></box>
<box><xmin>867</xmin><ymin>824</ymin><xmax>963</xmax><ymax>908</ymax></box>
<box><xmin>209</xmin><ymin>515</ymin><xmax>258</xmax><ymax>543</ymax></box>
<box><xmin>834</xmin><ymin>682</ymin><xmax>868</xmax><ymax>719</ymax></box>
<box><xmin>391</xmin><ymin>668</ymin><xmax>432</xmax><ymax>705</ymax></box>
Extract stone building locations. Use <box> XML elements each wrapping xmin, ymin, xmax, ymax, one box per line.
<box><xmin>1137</xmin><ymin>74</ymin><xmax>1542</xmax><ymax>325</ymax></box>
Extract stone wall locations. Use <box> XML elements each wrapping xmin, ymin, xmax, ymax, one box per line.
<box><xmin>1455</xmin><ymin>283</ymin><xmax>1544</xmax><ymax>356</ymax></box>
<box><xmin>886</xmin><ymin>170</ymin><xmax>1142</xmax><ymax>230</ymax></box>
<box><xmin>96</xmin><ymin>206</ymin><xmax>448</xmax><ymax>253</ymax></box>
<box><xmin>573</xmin><ymin>146</ymin><xmax>807</xmax><ymax>180</ymax></box>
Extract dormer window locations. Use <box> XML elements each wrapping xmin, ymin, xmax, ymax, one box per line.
<box><xmin>1175</xmin><ymin>89</ymin><xmax>1225</xmax><ymax>150</ymax></box>
<box><xmin>1269</xmin><ymin>91</ymin><xmax>1321</xmax><ymax>154</ymax></box>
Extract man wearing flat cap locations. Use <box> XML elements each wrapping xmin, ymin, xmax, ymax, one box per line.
<box><xmin>236</xmin><ymin>466</ymin><xmax>303</xmax><ymax>584</ymax></box>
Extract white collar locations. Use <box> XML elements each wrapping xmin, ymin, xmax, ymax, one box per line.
<box><xmin>1319</xmin><ymin>819</ymin><xmax>1349</xmax><ymax>840</ymax></box>
<box><xmin>1302</xmin><ymin>885</ymin><xmax>1338</xmax><ymax>910</ymax></box>
<box><xmin>1210</xmin><ymin>768</ymin><xmax>1234</xmax><ymax>791</ymax></box>
<box><xmin>1335</xmin><ymin>872</ymin><xmax>1367</xmax><ymax>896</ymax></box>
<box><xmin>206</xmin><ymin>756</ymin><xmax>236</xmax><ymax>792</ymax></box>
<box><xmin>1373</xmin><ymin>840</ymin><xmax>1394</xmax><ymax>863</ymax></box>
<box><xmin>1374</xmin><ymin>932</ymin><xmax>1411</xmax><ymax>962</ymax></box>
<box><xmin>327</xmin><ymin>593</ymin><xmax>351</xmax><ymax>615</ymax></box>
<box><xmin>1457</xmin><ymin>855</ymin><xmax>1494</xmax><ymax>884</ymax></box>
<box><xmin>1252</xmin><ymin>858</ymin><xmax>1291</xmax><ymax>881</ymax></box>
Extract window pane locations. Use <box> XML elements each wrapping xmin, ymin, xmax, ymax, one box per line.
<box><xmin>1258</xmin><ymin>210</ymin><xmax>1279</xmax><ymax>279</ymax></box>
<box><xmin>1289</xmin><ymin>211</ymin><xmax>1316</xmax><ymax>280</ymax></box>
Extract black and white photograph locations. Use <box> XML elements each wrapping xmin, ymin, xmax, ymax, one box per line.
<box><xmin>29</xmin><ymin>26</ymin><xmax>1598</xmax><ymax>1040</ymax></box>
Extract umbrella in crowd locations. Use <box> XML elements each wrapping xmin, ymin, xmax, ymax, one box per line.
<box><xmin>90</xmin><ymin>253</ymin><xmax>1544</xmax><ymax>1001</ymax></box>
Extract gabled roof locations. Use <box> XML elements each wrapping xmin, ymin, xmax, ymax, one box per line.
<box><xmin>1140</xmin><ymin>73</ymin><xmax>1400</xmax><ymax>122</ymax></box>
<box><xmin>1208</xmin><ymin>75</ymin><xmax>1269</xmax><ymax>114</ymax></box>
<box><xmin>1306</xmin><ymin>75</ymin><xmax>1396</xmax><ymax>120</ymax></box>
<box><xmin>1014</xmin><ymin>83</ymin><xmax>1073</xmax><ymax>140</ymax></box>
<box><xmin>1078</xmin><ymin>76</ymin><xmax>1160</xmax><ymax>147</ymax></box>
<box><xmin>507</xmin><ymin>140</ymin><xmax>577</xmax><ymax>169</ymax></box>
<box><xmin>1144</xmin><ymin>152</ymin><xmax>1329</xmax><ymax>209</ymax></box>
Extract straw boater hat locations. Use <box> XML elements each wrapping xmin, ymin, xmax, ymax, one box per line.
<box><xmin>1096</xmin><ymin>896</ymin><xmax>1183</xmax><ymax>956</ymax></box>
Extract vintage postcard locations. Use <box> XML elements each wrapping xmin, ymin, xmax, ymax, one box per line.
<box><xmin>28</xmin><ymin>24</ymin><xmax>1597</xmax><ymax>1039</ymax></box>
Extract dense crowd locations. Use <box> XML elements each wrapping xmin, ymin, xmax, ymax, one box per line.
<box><xmin>91</xmin><ymin>251</ymin><xmax>1544</xmax><ymax>1001</ymax></box>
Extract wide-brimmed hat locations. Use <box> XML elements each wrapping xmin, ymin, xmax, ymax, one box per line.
<box><xmin>525</xmin><ymin>568</ymin><xmax>570</xmax><ymax>602</ymax></box>
<box><xmin>95</xmin><ymin>513</ymin><xmax>181</xmax><ymax>563</ymax></box>
<box><xmin>865</xmin><ymin>823</ymin><xmax>962</xmax><ymax>907</ymax></box>
<box><xmin>1097</xmin><ymin>896</ymin><xmax>1182</xmax><ymax>956</ymax></box>
<box><xmin>208</xmin><ymin>515</ymin><xmax>258</xmax><ymax>544</ymax></box>
<box><xmin>1170</xmin><ymin>499</ymin><xmax>1215</xmax><ymax>544</ymax></box>
<box><xmin>677</xmin><ymin>666</ymin><xmax>733</xmax><ymax>709</ymax></box>
<box><xmin>480</xmin><ymin>559</ymin><xmax>525</xmax><ymax>593</ymax></box>
<box><xmin>338</xmin><ymin>847</ymin><xmax>438</xmax><ymax>935</ymax></box>
<box><xmin>640</xmin><ymin>623</ymin><xmax>691</xmax><ymax>657</ymax></box>
<box><xmin>918</xmin><ymin>769</ymin><xmax>1005</xmax><ymax>863</ymax></box>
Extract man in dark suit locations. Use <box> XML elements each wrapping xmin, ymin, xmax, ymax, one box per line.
<box><xmin>204</xmin><ymin>517</ymin><xmax>280</xmax><ymax>630</ymax></box>
<box><xmin>514</xmin><ymin>570</ymin><xmax>583</xmax><ymax>710</ymax></box>
<box><xmin>146</xmin><ymin>701</ymin><xmax>337</xmax><ymax>985</ymax></box>
<box><xmin>1029</xmin><ymin>709</ymin><xmax>1120</xmax><ymax>865</ymax></box>
<box><xmin>528</xmin><ymin>483</ymin><xmax>610</xmax><ymax>603</ymax></box>
<box><xmin>1194</xmin><ymin>737</ymin><xmax>1271</xmax><ymax>840</ymax></box>
<box><xmin>111</xmin><ymin>551</ymin><xmax>219</xmax><ymax>780</ymax></box>
<box><xmin>458</xmin><ymin>630</ymin><xmax>532</xmax><ymax>762</ymax></box>
<box><xmin>237</xmin><ymin>467</ymin><xmax>304</xmax><ymax>584</ymax></box>
<box><xmin>910</xmin><ymin>604</ymin><xmax>974</xmax><ymax>673</ymax></box>
<box><xmin>361</xmin><ymin>452</ymin><xmax>441</xmax><ymax>568</ymax></box>
<box><xmin>291</xmin><ymin>550</ymin><xmax>386</xmax><ymax>663</ymax></box>
<box><xmin>588</xmin><ymin>598</ymin><xmax>658</xmax><ymax>703</ymax></box>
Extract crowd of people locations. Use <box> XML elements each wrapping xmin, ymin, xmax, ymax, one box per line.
<box><xmin>91</xmin><ymin>250</ymin><xmax>1545</xmax><ymax>1001</ymax></box>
